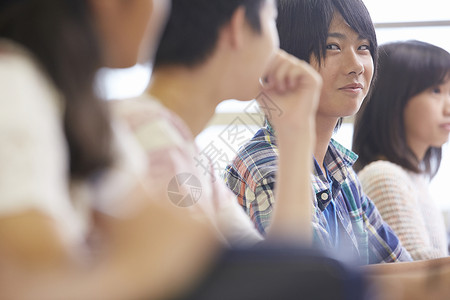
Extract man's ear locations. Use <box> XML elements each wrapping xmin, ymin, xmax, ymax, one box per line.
<box><xmin>221</xmin><ymin>6</ymin><xmax>247</xmax><ymax>50</ymax></box>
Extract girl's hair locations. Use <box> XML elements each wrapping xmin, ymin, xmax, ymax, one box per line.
<box><xmin>353</xmin><ymin>40</ymin><xmax>450</xmax><ymax>177</ymax></box>
<box><xmin>0</xmin><ymin>0</ymin><xmax>112</xmax><ymax>178</ymax></box>
<box><xmin>276</xmin><ymin>0</ymin><xmax>378</xmax><ymax>129</ymax></box>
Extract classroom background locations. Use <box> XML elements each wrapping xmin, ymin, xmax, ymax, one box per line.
<box><xmin>98</xmin><ymin>0</ymin><xmax>450</xmax><ymax>235</ymax></box>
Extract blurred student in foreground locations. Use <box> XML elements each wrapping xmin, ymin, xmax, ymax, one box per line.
<box><xmin>0</xmin><ymin>0</ymin><xmax>218</xmax><ymax>299</ymax></box>
<box><xmin>353</xmin><ymin>40</ymin><xmax>450</xmax><ymax>260</ymax></box>
<box><xmin>114</xmin><ymin>0</ymin><xmax>319</xmax><ymax>247</ymax></box>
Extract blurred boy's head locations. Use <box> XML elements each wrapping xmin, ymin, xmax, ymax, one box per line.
<box><xmin>154</xmin><ymin>0</ymin><xmax>268</xmax><ymax>69</ymax></box>
<box><xmin>153</xmin><ymin>0</ymin><xmax>279</xmax><ymax>100</ymax></box>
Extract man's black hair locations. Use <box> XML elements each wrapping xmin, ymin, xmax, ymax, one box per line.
<box><xmin>154</xmin><ymin>0</ymin><xmax>266</xmax><ymax>69</ymax></box>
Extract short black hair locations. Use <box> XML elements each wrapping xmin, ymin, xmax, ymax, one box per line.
<box><xmin>154</xmin><ymin>0</ymin><xmax>266</xmax><ymax>69</ymax></box>
<box><xmin>276</xmin><ymin>0</ymin><xmax>377</xmax><ymax>68</ymax></box>
<box><xmin>353</xmin><ymin>40</ymin><xmax>450</xmax><ymax>177</ymax></box>
<box><xmin>276</xmin><ymin>0</ymin><xmax>377</xmax><ymax>130</ymax></box>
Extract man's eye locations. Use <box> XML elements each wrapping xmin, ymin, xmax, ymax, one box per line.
<box><xmin>432</xmin><ymin>87</ymin><xmax>441</xmax><ymax>94</ymax></box>
<box><xmin>359</xmin><ymin>45</ymin><xmax>371</xmax><ymax>51</ymax></box>
<box><xmin>326</xmin><ymin>44</ymin><xmax>340</xmax><ymax>50</ymax></box>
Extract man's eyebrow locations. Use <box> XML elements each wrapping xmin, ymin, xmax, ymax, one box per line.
<box><xmin>328</xmin><ymin>32</ymin><xmax>346</xmax><ymax>39</ymax></box>
<box><xmin>327</xmin><ymin>32</ymin><xmax>369</xmax><ymax>41</ymax></box>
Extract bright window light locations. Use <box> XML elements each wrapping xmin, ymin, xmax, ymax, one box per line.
<box><xmin>96</xmin><ymin>64</ymin><xmax>151</xmax><ymax>100</ymax></box>
<box><xmin>364</xmin><ymin>0</ymin><xmax>450</xmax><ymax>23</ymax></box>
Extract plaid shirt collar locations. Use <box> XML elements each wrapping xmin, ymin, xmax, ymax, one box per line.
<box><xmin>313</xmin><ymin>139</ymin><xmax>358</xmax><ymax>211</ymax></box>
<box><xmin>266</xmin><ymin>122</ymin><xmax>358</xmax><ymax>211</ymax></box>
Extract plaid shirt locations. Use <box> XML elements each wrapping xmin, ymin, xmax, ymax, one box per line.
<box><xmin>224</xmin><ymin>124</ymin><xmax>412</xmax><ymax>264</ymax></box>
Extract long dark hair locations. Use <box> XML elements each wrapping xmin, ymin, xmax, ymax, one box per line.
<box><xmin>353</xmin><ymin>40</ymin><xmax>450</xmax><ymax>177</ymax></box>
<box><xmin>0</xmin><ymin>0</ymin><xmax>112</xmax><ymax>178</ymax></box>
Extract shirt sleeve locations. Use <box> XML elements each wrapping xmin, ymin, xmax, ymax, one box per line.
<box><xmin>213</xmin><ymin>180</ymin><xmax>264</xmax><ymax>247</ymax></box>
<box><xmin>359</xmin><ymin>163</ymin><xmax>443</xmax><ymax>260</ymax></box>
<box><xmin>223</xmin><ymin>143</ymin><xmax>279</xmax><ymax>236</ymax></box>
<box><xmin>361</xmin><ymin>192</ymin><xmax>412</xmax><ymax>263</ymax></box>
<box><xmin>243</xmin><ymin>175</ymin><xmax>276</xmax><ymax>235</ymax></box>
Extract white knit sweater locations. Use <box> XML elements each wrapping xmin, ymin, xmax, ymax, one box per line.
<box><xmin>358</xmin><ymin>160</ymin><xmax>448</xmax><ymax>260</ymax></box>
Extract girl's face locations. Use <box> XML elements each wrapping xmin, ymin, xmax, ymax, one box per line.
<box><xmin>311</xmin><ymin>12</ymin><xmax>374</xmax><ymax>122</ymax></box>
<box><xmin>91</xmin><ymin>0</ymin><xmax>170</xmax><ymax>68</ymax></box>
<box><xmin>404</xmin><ymin>77</ymin><xmax>450</xmax><ymax>159</ymax></box>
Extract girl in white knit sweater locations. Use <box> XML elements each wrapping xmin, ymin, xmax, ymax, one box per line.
<box><xmin>353</xmin><ymin>40</ymin><xmax>450</xmax><ymax>260</ymax></box>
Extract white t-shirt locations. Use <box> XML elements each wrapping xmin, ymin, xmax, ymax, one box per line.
<box><xmin>113</xmin><ymin>96</ymin><xmax>264</xmax><ymax>247</ymax></box>
<box><xmin>0</xmin><ymin>40</ymin><xmax>146</xmax><ymax>253</ymax></box>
